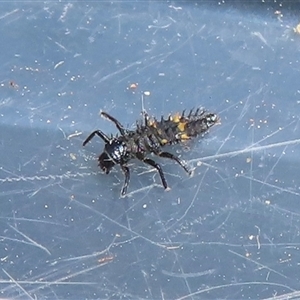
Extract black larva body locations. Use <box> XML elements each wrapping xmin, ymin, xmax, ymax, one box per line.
<box><xmin>83</xmin><ymin>108</ymin><xmax>219</xmax><ymax>196</ymax></box>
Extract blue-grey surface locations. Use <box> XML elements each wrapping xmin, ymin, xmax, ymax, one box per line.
<box><xmin>1</xmin><ymin>1</ymin><xmax>300</xmax><ymax>299</ymax></box>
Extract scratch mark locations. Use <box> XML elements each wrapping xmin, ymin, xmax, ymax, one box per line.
<box><xmin>228</xmin><ymin>249</ymin><xmax>287</xmax><ymax>279</ymax></box>
<box><xmin>0</xmin><ymin>9</ymin><xmax>19</xmax><ymax>20</ymax></box>
<box><xmin>2</xmin><ymin>269</ymin><xmax>34</xmax><ymax>300</ymax></box>
<box><xmin>8</xmin><ymin>224</ymin><xmax>51</xmax><ymax>255</ymax></box>
<box><xmin>54</xmin><ymin>60</ymin><xmax>65</xmax><ymax>69</ymax></box>
<box><xmin>96</xmin><ymin>61</ymin><xmax>142</xmax><ymax>84</ymax></box>
<box><xmin>162</xmin><ymin>268</ymin><xmax>215</xmax><ymax>278</ymax></box>
<box><xmin>189</xmin><ymin>138</ymin><xmax>300</xmax><ymax>165</ymax></box>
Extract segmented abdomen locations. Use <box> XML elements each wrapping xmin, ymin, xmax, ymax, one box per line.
<box><xmin>146</xmin><ymin>108</ymin><xmax>219</xmax><ymax>146</ymax></box>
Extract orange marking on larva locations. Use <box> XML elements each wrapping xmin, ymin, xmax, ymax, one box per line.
<box><xmin>180</xmin><ymin>133</ymin><xmax>190</xmax><ymax>140</ymax></box>
<box><xmin>177</xmin><ymin>121</ymin><xmax>186</xmax><ymax>132</ymax></box>
<box><xmin>160</xmin><ymin>138</ymin><xmax>168</xmax><ymax>145</ymax></box>
<box><xmin>149</xmin><ymin>120</ymin><xmax>157</xmax><ymax>128</ymax></box>
<box><xmin>172</xmin><ymin>113</ymin><xmax>181</xmax><ymax>123</ymax></box>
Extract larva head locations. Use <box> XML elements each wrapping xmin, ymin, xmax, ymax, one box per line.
<box><xmin>98</xmin><ymin>138</ymin><xmax>129</xmax><ymax>174</ymax></box>
<box><xmin>98</xmin><ymin>152</ymin><xmax>115</xmax><ymax>174</ymax></box>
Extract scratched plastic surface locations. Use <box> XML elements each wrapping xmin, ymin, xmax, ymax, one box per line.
<box><xmin>1</xmin><ymin>1</ymin><xmax>300</xmax><ymax>299</ymax></box>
